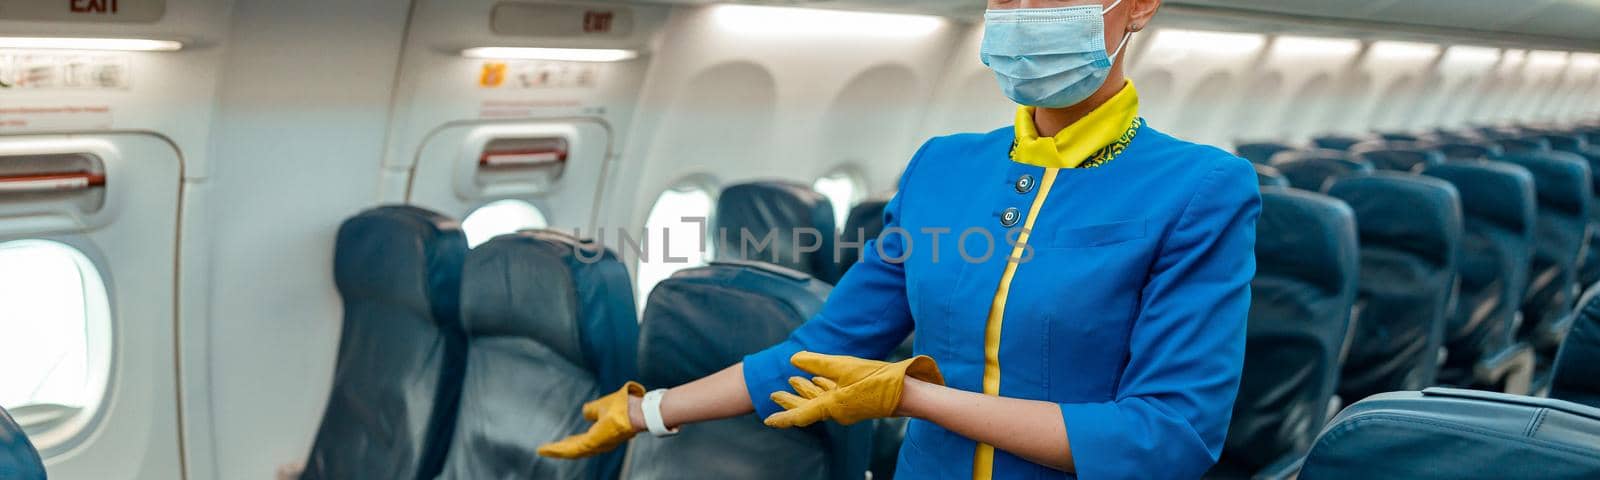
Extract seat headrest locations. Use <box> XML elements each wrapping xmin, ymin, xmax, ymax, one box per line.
<box><xmin>638</xmin><ymin>261</ymin><xmax>830</xmax><ymax>387</ymax></box>
<box><xmin>1377</xmin><ymin>132</ymin><xmax>1422</xmax><ymax>142</ymax></box>
<box><xmin>1327</xmin><ymin>173</ymin><xmax>1463</xmax><ymax>267</ymax></box>
<box><xmin>1299</xmin><ymin>388</ymin><xmax>1600</xmax><ymax>480</ymax></box>
<box><xmin>1541</xmin><ymin>134</ymin><xmax>1589</xmax><ymax>153</ymax></box>
<box><xmin>1500</xmin><ymin>152</ymin><xmax>1594</xmax><ymax>216</ymax></box>
<box><xmin>839</xmin><ymin>199</ymin><xmax>890</xmax><ymax>271</ymax></box>
<box><xmin>1351</xmin><ymin>144</ymin><xmax>1446</xmax><ymax>172</ymax></box>
<box><xmin>1237</xmin><ymin>142</ymin><xmax>1297</xmax><ymax>165</ymax></box>
<box><xmin>1256</xmin><ymin>190</ymin><xmax>1360</xmax><ymax>297</ymax></box>
<box><xmin>460</xmin><ymin>230</ymin><xmax>638</xmax><ymax>379</ymax></box>
<box><xmin>1553</xmin><ymin>284</ymin><xmax>1600</xmax><ymax>408</ymax></box>
<box><xmin>1497</xmin><ymin>137</ymin><xmax>1552</xmax><ymax>155</ymax></box>
<box><xmin>714</xmin><ymin>181</ymin><xmax>840</xmax><ymax>282</ymax></box>
<box><xmin>1270</xmin><ymin>152</ymin><xmax>1374</xmax><ymax>191</ymax></box>
<box><xmin>1423</xmin><ymin>161</ymin><xmax>1537</xmax><ymax>237</ymax></box>
<box><xmin>1311</xmin><ymin>134</ymin><xmax>1371</xmax><ymax>151</ymax></box>
<box><xmin>334</xmin><ymin>205</ymin><xmax>468</xmax><ymax>329</ymax></box>
<box><xmin>1434</xmin><ymin>142</ymin><xmax>1504</xmax><ymax>161</ymax></box>
<box><xmin>1254</xmin><ymin>164</ymin><xmax>1289</xmax><ymax>188</ymax></box>
<box><xmin>0</xmin><ymin>406</ymin><xmax>45</xmax><ymax>480</ymax></box>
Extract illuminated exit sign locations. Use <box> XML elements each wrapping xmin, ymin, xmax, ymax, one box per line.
<box><xmin>0</xmin><ymin>0</ymin><xmax>165</xmax><ymax>23</ymax></box>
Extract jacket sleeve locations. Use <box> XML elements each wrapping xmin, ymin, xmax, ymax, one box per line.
<box><xmin>742</xmin><ymin>142</ymin><xmax>931</xmax><ymax>418</ymax></box>
<box><xmin>1057</xmin><ymin>158</ymin><xmax>1260</xmax><ymax>480</ymax></box>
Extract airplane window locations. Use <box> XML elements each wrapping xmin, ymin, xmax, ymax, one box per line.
<box><xmin>0</xmin><ymin>240</ymin><xmax>111</xmax><ymax>433</ymax></box>
<box><xmin>813</xmin><ymin>170</ymin><xmax>864</xmax><ymax>232</ymax></box>
<box><xmin>461</xmin><ymin>199</ymin><xmax>549</xmax><ymax>248</ymax></box>
<box><xmin>636</xmin><ymin>184</ymin><xmax>716</xmax><ymax>301</ymax></box>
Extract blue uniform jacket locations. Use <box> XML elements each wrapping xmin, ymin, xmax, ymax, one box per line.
<box><xmin>744</xmin><ymin>121</ymin><xmax>1261</xmax><ymax>480</ymax></box>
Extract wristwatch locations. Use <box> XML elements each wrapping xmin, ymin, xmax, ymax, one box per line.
<box><xmin>641</xmin><ymin>388</ymin><xmax>680</xmax><ymax>437</ymax></box>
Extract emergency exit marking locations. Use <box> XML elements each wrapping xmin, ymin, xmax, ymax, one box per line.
<box><xmin>70</xmin><ymin>0</ymin><xmax>120</xmax><ymax>14</ymax></box>
<box><xmin>480</xmin><ymin>62</ymin><xmax>507</xmax><ymax>88</ymax></box>
<box><xmin>583</xmin><ymin>11</ymin><xmax>614</xmax><ymax>33</ymax></box>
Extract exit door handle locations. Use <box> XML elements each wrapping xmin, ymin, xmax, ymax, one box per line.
<box><xmin>0</xmin><ymin>171</ymin><xmax>106</xmax><ymax>194</ymax></box>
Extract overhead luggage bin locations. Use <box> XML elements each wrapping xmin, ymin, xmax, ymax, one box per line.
<box><xmin>1212</xmin><ymin>189</ymin><xmax>1358</xmax><ymax>480</ymax></box>
<box><xmin>438</xmin><ymin>230</ymin><xmax>639</xmax><ymax>480</ymax></box>
<box><xmin>1327</xmin><ymin>174</ymin><xmax>1463</xmax><ymax>402</ymax></box>
<box><xmin>1299</xmin><ymin>388</ymin><xmax>1600</xmax><ymax>480</ymax></box>
<box><xmin>302</xmin><ymin>206</ymin><xmax>470</xmax><ymax>480</ymax></box>
<box><xmin>624</xmin><ymin>261</ymin><xmax>871</xmax><ymax>480</ymax></box>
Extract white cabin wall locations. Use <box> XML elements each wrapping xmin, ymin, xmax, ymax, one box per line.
<box><xmin>198</xmin><ymin>0</ymin><xmax>413</xmax><ymax>478</ymax></box>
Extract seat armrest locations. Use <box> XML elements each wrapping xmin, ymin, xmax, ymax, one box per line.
<box><xmin>1474</xmin><ymin>342</ymin><xmax>1536</xmax><ymax>395</ymax></box>
<box><xmin>1252</xmin><ymin>453</ymin><xmax>1304</xmax><ymax>480</ymax></box>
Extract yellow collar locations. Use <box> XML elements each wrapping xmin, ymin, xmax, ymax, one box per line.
<box><xmin>1011</xmin><ymin>81</ymin><xmax>1141</xmax><ymax>169</ymax></box>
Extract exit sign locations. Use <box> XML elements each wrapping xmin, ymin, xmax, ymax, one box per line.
<box><xmin>0</xmin><ymin>0</ymin><xmax>165</xmax><ymax>23</ymax></box>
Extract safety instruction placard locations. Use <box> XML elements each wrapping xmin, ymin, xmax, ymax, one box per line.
<box><xmin>0</xmin><ymin>105</ymin><xmax>114</xmax><ymax>131</ymax></box>
<box><xmin>478</xmin><ymin>61</ymin><xmax>599</xmax><ymax>89</ymax></box>
<box><xmin>0</xmin><ymin>53</ymin><xmax>131</xmax><ymax>90</ymax></box>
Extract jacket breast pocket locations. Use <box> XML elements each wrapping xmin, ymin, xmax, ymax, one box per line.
<box><xmin>1041</xmin><ymin>219</ymin><xmax>1147</xmax><ymax>249</ymax></box>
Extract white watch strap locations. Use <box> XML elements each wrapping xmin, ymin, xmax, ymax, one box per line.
<box><xmin>641</xmin><ymin>389</ymin><xmax>679</xmax><ymax>437</ymax></box>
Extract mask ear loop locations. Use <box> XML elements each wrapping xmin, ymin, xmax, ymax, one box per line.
<box><xmin>1103</xmin><ymin>0</ymin><xmax>1134</xmax><ymax>61</ymax></box>
<box><xmin>1101</xmin><ymin>0</ymin><xmax>1126</xmax><ymax>15</ymax></box>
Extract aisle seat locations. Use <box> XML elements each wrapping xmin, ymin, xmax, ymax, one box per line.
<box><xmin>436</xmin><ymin>231</ymin><xmax>639</xmax><ymax>480</ymax></box>
<box><xmin>716</xmin><ymin>181</ymin><xmax>842</xmax><ymax>283</ymax></box>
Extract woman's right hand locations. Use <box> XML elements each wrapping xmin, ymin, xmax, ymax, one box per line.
<box><xmin>537</xmin><ymin>382</ymin><xmax>646</xmax><ymax>459</ymax></box>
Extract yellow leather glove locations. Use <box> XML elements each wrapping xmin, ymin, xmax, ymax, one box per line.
<box><xmin>763</xmin><ymin>352</ymin><xmax>944</xmax><ymax>428</ymax></box>
<box><xmin>536</xmin><ymin>381</ymin><xmax>644</xmax><ymax>459</ymax></box>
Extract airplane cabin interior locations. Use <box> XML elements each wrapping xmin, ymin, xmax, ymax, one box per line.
<box><xmin>2</xmin><ymin>0</ymin><xmax>1600</xmax><ymax>479</ymax></box>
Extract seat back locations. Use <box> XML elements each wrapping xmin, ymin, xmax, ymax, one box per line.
<box><xmin>1299</xmin><ymin>388</ymin><xmax>1600</xmax><ymax>480</ymax></box>
<box><xmin>1423</xmin><ymin>162</ymin><xmax>1538</xmax><ymax>387</ymax></box>
<box><xmin>624</xmin><ymin>262</ymin><xmax>870</xmax><ymax>480</ymax></box>
<box><xmin>438</xmin><ymin>231</ymin><xmax>639</xmax><ymax>480</ymax></box>
<box><xmin>837</xmin><ymin>199</ymin><xmax>888</xmax><ymax>276</ymax></box>
<box><xmin>1270</xmin><ymin>150</ymin><xmax>1373</xmax><ymax>192</ymax></box>
<box><xmin>1540</xmin><ymin>134</ymin><xmax>1589</xmax><ymax>154</ymax></box>
<box><xmin>1254</xmin><ymin>164</ymin><xmax>1289</xmax><ymax>188</ymax></box>
<box><xmin>0</xmin><ymin>407</ymin><xmax>45</xmax><ymax>480</ymax></box>
<box><xmin>302</xmin><ymin>206</ymin><xmax>469</xmax><ymax>480</ymax></box>
<box><xmin>1215</xmin><ymin>190</ymin><xmax>1359</xmax><ymax>475</ymax></box>
<box><xmin>1377</xmin><ymin>132</ymin><xmax>1422</xmax><ymax>142</ymax></box>
<box><xmin>1311</xmin><ymin>134</ymin><xmax>1370</xmax><ymax>151</ymax></box>
<box><xmin>1499</xmin><ymin>152</ymin><xmax>1592</xmax><ymax>362</ymax></box>
<box><xmin>1352</xmin><ymin>143</ymin><xmax>1446</xmax><ymax>172</ymax></box>
<box><xmin>1497</xmin><ymin>137</ymin><xmax>1553</xmax><ymax>155</ymax></box>
<box><xmin>1552</xmin><ymin>283</ymin><xmax>1600</xmax><ymax>408</ymax></box>
<box><xmin>1236</xmin><ymin>142</ymin><xmax>1296</xmax><ymax>165</ymax></box>
<box><xmin>715</xmin><ymin>181</ymin><xmax>841</xmax><ymax>283</ymax></box>
<box><xmin>1327</xmin><ymin>174</ymin><xmax>1463</xmax><ymax>401</ymax></box>
<box><xmin>1436</xmin><ymin>142</ymin><xmax>1504</xmax><ymax>161</ymax></box>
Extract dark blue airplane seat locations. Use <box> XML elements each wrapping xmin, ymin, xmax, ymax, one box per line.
<box><xmin>1539</xmin><ymin>134</ymin><xmax>1589</xmax><ymax>154</ymax></box>
<box><xmin>303</xmin><ymin>206</ymin><xmax>469</xmax><ymax>480</ymax></box>
<box><xmin>1352</xmin><ymin>142</ymin><xmax>1446</xmax><ymax>172</ymax></box>
<box><xmin>1497</xmin><ymin>137</ymin><xmax>1552</xmax><ymax>155</ymax></box>
<box><xmin>437</xmin><ymin>231</ymin><xmax>639</xmax><ymax>480</ymax></box>
<box><xmin>1270</xmin><ymin>150</ymin><xmax>1373</xmax><ymax>192</ymax></box>
<box><xmin>837</xmin><ymin>198</ymin><xmax>888</xmax><ymax>275</ymax></box>
<box><xmin>1377</xmin><ymin>132</ymin><xmax>1422</xmax><ymax>142</ymax></box>
<box><xmin>1237</xmin><ymin>142</ymin><xmax>1297</xmax><ymax>165</ymax></box>
<box><xmin>1550</xmin><ymin>283</ymin><xmax>1600</xmax><ymax>408</ymax></box>
<box><xmin>1435</xmin><ymin>142</ymin><xmax>1504</xmax><ymax>161</ymax></box>
<box><xmin>1254</xmin><ymin>164</ymin><xmax>1289</xmax><ymax>188</ymax></box>
<box><xmin>1210</xmin><ymin>190</ymin><xmax>1359</xmax><ymax>480</ymax></box>
<box><xmin>715</xmin><ymin>181</ymin><xmax>842</xmax><ymax>284</ymax></box>
<box><xmin>1498</xmin><ymin>152</ymin><xmax>1593</xmax><ymax>386</ymax></box>
<box><xmin>1311</xmin><ymin>134</ymin><xmax>1370</xmax><ymax>151</ymax></box>
<box><xmin>0</xmin><ymin>406</ymin><xmax>46</xmax><ymax>480</ymax></box>
<box><xmin>1327</xmin><ymin>174</ymin><xmax>1463</xmax><ymax>402</ymax></box>
<box><xmin>1549</xmin><ymin>141</ymin><xmax>1600</xmax><ymax>287</ymax></box>
<box><xmin>1298</xmin><ymin>388</ymin><xmax>1600</xmax><ymax>480</ymax></box>
<box><xmin>623</xmin><ymin>261</ymin><xmax>871</xmax><ymax>480</ymax></box>
<box><xmin>1424</xmin><ymin>162</ymin><xmax>1539</xmax><ymax>393</ymax></box>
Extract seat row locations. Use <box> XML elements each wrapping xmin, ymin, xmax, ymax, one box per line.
<box><xmin>295</xmin><ymin>205</ymin><xmax>874</xmax><ymax>480</ymax></box>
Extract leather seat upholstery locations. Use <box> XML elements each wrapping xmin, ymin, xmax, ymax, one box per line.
<box><xmin>1423</xmin><ymin>162</ymin><xmax>1539</xmax><ymax>393</ymax></box>
<box><xmin>1552</xmin><ymin>284</ymin><xmax>1600</xmax><ymax>408</ymax></box>
<box><xmin>1299</xmin><ymin>388</ymin><xmax>1600</xmax><ymax>480</ymax></box>
<box><xmin>1270</xmin><ymin>150</ymin><xmax>1374</xmax><ymax>192</ymax></box>
<box><xmin>1435</xmin><ymin>142</ymin><xmax>1504</xmax><ymax>161</ymax></box>
<box><xmin>715</xmin><ymin>181</ymin><xmax>842</xmax><ymax>284</ymax></box>
<box><xmin>1211</xmin><ymin>190</ymin><xmax>1359</xmax><ymax>479</ymax></box>
<box><xmin>1237</xmin><ymin>142</ymin><xmax>1297</xmax><ymax>165</ymax></box>
<box><xmin>1352</xmin><ymin>143</ymin><xmax>1446</xmax><ymax>172</ymax></box>
<box><xmin>0</xmin><ymin>406</ymin><xmax>45</xmax><ymax>480</ymax></box>
<box><xmin>1311</xmin><ymin>134</ymin><xmax>1370</xmax><ymax>151</ymax></box>
<box><xmin>302</xmin><ymin>206</ymin><xmax>470</xmax><ymax>480</ymax></box>
<box><xmin>837</xmin><ymin>199</ymin><xmax>888</xmax><ymax>276</ymax></box>
<box><xmin>1497</xmin><ymin>137</ymin><xmax>1552</xmax><ymax>155</ymax></box>
<box><xmin>1327</xmin><ymin>174</ymin><xmax>1463</xmax><ymax>402</ymax></box>
<box><xmin>624</xmin><ymin>261</ymin><xmax>871</xmax><ymax>480</ymax></box>
<box><xmin>437</xmin><ymin>231</ymin><xmax>639</xmax><ymax>480</ymax></box>
<box><xmin>1498</xmin><ymin>152</ymin><xmax>1593</xmax><ymax>382</ymax></box>
<box><xmin>1255</xmin><ymin>164</ymin><xmax>1290</xmax><ymax>188</ymax></box>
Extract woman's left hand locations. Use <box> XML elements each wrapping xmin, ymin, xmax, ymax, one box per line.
<box><xmin>763</xmin><ymin>351</ymin><xmax>944</xmax><ymax>428</ymax></box>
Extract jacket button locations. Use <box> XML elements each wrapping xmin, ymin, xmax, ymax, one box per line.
<box><xmin>1015</xmin><ymin>175</ymin><xmax>1035</xmax><ymax>194</ymax></box>
<box><xmin>1001</xmin><ymin>207</ymin><xmax>1021</xmax><ymax>227</ymax></box>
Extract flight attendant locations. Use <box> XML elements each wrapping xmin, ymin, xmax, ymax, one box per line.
<box><xmin>540</xmin><ymin>0</ymin><xmax>1260</xmax><ymax>478</ymax></box>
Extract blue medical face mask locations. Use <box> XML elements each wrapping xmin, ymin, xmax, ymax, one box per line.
<box><xmin>980</xmin><ymin>0</ymin><xmax>1134</xmax><ymax>108</ymax></box>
